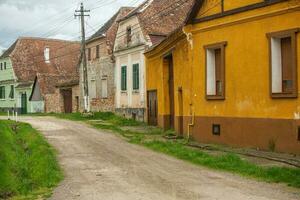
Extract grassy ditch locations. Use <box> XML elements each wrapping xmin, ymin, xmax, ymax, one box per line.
<box><xmin>0</xmin><ymin>120</ymin><xmax>63</xmax><ymax>200</ymax></box>
<box><xmin>31</xmin><ymin>112</ymin><xmax>300</xmax><ymax>188</ymax></box>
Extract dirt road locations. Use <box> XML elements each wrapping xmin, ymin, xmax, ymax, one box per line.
<box><xmin>19</xmin><ymin>117</ymin><xmax>299</xmax><ymax>200</ymax></box>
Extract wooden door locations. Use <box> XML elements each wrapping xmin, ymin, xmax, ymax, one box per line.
<box><xmin>21</xmin><ymin>93</ymin><xmax>27</xmax><ymax>114</ymax></box>
<box><xmin>168</xmin><ymin>56</ymin><xmax>175</xmax><ymax>129</ymax></box>
<box><xmin>147</xmin><ymin>90</ymin><xmax>158</xmax><ymax>126</ymax></box>
<box><xmin>62</xmin><ymin>89</ymin><xmax>72</xmax><ymax>113</ymax></box>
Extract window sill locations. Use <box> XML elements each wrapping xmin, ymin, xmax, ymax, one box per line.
<box><xmin>206</xmin><ymin>95</ymin><xmax>225</xmax><ymax>100</ymax></box>
<box><xmin>121</xmin><ymin>91</ymin><xmax>127</xmax><ymax>94</ymax></box>
<box><xmin>271</xmin><ymin>93</ymin><xmax>298</xmax><ymax>99</ymax></box>
<box><xmin>132</xmin><ymin>90</ymin><xmax>140</xmax><ymax>94</ymax></box>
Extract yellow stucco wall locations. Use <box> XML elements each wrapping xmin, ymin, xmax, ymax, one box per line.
<box><xmin>196</xmin><ymin>0</ymin><xmax>263</xmax><ymax>18</ymax></box>
<box><xmin>190</xmin><ymin>1</ymin><xmax>300</xmax><ymax>120</ymax></box>
<box><xmin>146</xmin><ymin>0</ymin><xmax>300</xmax><ymax>120</ymax></box>
<box><xmin>224</xmin><ymin>0</ymin><xmax>263</xmax><ymax>11</ymax></box>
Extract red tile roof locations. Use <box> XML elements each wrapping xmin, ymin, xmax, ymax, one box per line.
<box><xmin>3</xmin><ymin>37</ymin><xmax>80</xmax><ymax>83</ymax></box>
<box><xmin>119</xmin><ymin>0</ymin><xmax>195</xmax><ymax>40</ymax></box>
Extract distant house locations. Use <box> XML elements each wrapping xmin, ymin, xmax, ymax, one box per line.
<box><xmin>0</xmin><ymin>37</ymin><xmax>80</xmax><ymax>114</ymax></box>
<box><xmin>113</xmin><ymin>0</ymin><xmax>194</xmax><ymax>121</ymax></box>
<box><xmin>145</xmin><ymin>0</ymin><xmax>300</xmax><ymax>154</ymax></box>
<box><xmin>82</xmin><ymin>7</ymin><xmax>134</xmax><ymax>112</ymax></box>
<box><xmin>30</xmin><ymin>74</ymin><xmax>80</xmax><ymax>113</ymax></box>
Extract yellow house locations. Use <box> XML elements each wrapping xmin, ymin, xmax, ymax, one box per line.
<box><xmin>145</xmin><ymin>0</ymin><xmax>300</xmax><ymax>154</ymax></box>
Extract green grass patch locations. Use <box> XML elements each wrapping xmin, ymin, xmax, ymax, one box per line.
<box><xmin>28</xmin><ymin>112</ymin><xmax>141</xmax><ymax>126</ymax></box>
<box><xmin>0</xmin><ymin>120</ymin><xmax>63</xmax><ymax>199</ymax></box>
<box><xmin>143</xmin><ymin>140</ymin><xmax>300</xmax><ymax>188</ymax></box>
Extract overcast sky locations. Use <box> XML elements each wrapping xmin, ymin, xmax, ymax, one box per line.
<box><xmin>0</xmin><ymin>0</ymin><xmax>144</xmax><ymax>51</ymax></box>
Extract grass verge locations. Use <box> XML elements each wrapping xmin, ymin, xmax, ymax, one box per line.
<box><xmin>0</xmin><ymin>120</ymin><xmax>63</xmax><ymax>200</ymax></box>
<box><xmin>27</xmin><ymin>112</ymin><xmax>300</xmax><ymax>189</ymax></box>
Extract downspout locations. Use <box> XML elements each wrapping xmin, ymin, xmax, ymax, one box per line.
<box><xmin>183</xmin><ymin>26</ymin><xmax>195</xmax><ymax>141</ymax></box>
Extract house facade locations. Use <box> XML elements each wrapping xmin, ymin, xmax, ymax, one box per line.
<box><xmin>0</xmin><ymin>37</ymin><xmax>80</xmax><ymax>114</ymax></box>
<box><xmin>114</xmin><ymin>0</ymin><xmax>194</xmax><ymax>121</ymax></box>
<box><xmin>82</xmin><ymin>7</ymin><xmax>133</xmax><ymax>112</ymax></box>
<box><xmin>0</xmin><ymin>41</ymin><xmax>39</xmax><ymax>114</ymax></box>
<box><xmin>145</xmin><ymin>0</ymin><xmax>300</xmax><ymax>154</ymax></box>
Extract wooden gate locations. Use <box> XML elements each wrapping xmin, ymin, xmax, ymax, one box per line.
<box><xmin>62</xmin><ymin>89</ymin><xmax>72</xmax><ymax>113</ymax></box>
<box><xmin>147</xmin><ymin>90</ymin><xmax>158</xmax><ymax>126</ymax></box>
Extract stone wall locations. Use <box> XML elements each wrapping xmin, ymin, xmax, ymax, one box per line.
<box><xmin>44</xmin><ymin>90</ymin><xmax>63</xmax><ymax>113</ymax></box>
<box><xmin>115</xmin><ymin>107</ymin><xmax>146</xmax><ymax>122</ymax></box>
<box><xmin>44</xmin><ymin>85</ymin><xmax>79</xmax><ymax>113</ymax></box>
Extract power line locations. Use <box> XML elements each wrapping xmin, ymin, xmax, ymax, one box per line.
<box><xmin>29</xmin><ymin>0</ymin><xmax>192</xmax><ymax>59</ymax></box>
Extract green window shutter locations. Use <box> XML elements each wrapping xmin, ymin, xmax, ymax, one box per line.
<box><xmin>121</xmin><ymin>66</ymin><xmax>127</xmax><ymax>91</ymax></box>
<box><xmin>9</xmin><ymin>85</ymin><xmax>14</xmax><ymax>99</ymax></box>
<box><xmin>133</xmin><ymin>64</ymin><xmax>139</xmax><ymax>90</ymax></box>
<box><xmin>0</xmin><ymin>86</ymin><xmax>5</xmax><ymax>99</ymax></box>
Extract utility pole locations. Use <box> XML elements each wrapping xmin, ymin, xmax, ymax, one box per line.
<box><xmin>75</xmin><ymin>3</ymin><xmax>90</xmax><ymax>112</ymax></box>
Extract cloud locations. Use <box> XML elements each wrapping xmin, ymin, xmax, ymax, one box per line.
<box><xmin>0</xmin><ymin>45</ymin><xmax>6</xmax><ymax>56</ymax></box>
<box><xmin>0</xmin><ymin>0</ymin><xmax>143</xmax><ymax>48</ymax></box>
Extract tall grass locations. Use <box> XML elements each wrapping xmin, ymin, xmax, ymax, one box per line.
<box><xmin>0</xmin><ymin>120</ymin><xmax>63</xmax><ymax>199</ymax></box>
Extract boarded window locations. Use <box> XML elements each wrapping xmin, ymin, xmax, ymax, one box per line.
<box><xmin>44</xmin><ymin>47</ymin><xmax>50</xmax><ymax>63</ymax></box>
<box><xmin>126</xmin><ymin>26</ymin><xmax>132</xmax><ymax>44</ymax></box>
<box><xmin>0</xmin><ymin>86</ymin><xmax>5</xmax><ymax>99</ymax></box>
<box><xmin>96</xmin><ymin>45</ymin><xmax>100</xmax><ymax>59</ymax></box>
<box><xmin>267</xmin><ymin>29</ymin><xmax>299</xmax><ymax>98</ymax></box>
<box><xmin>205</xmin><ymin>42</ymin><xmax>226</xmax><ymax>100</ymax></box>
<box><xmin>101</xmin><ymin>78</ymin><xmax>108</xmax><ymax>98</ymax></box>
<box><xmin>133</xmin><ymin>63</ymin><xmax>139</xmax><ymax>90</ymax></box>
<box><xmin>121</xmin><ymin>66</ymin><xmax>127</xmax><ymax>91</ymax></box>
<box><xmin>9</xmin><ymin>85</ymin><xmax>14</xmax><ymax>99</ymax></box>
<box><xmin>88</xmin><ymin>48</ymin><xmax>91</xmax><ymax>61</ymax></box>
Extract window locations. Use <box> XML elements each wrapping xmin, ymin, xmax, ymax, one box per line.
<box><xmin>133</xmin><ymin>63</ymin><xmax>139</xmax><ymax>90</ymax></box>
<box><xmin>96</xmin><ymin>45</ymin><xmax>100</xmax><ymax>59</ymax></box>
<box><xmin>126</xmin><ymin>26</ymin><xmax>132</xmax><ymax>44</ymax></box>
<box><xmin>204</xmin><ymin>42</ymin><xmax>227</xmax><ymax>100</ymax></box>
<box><xmin>9</xmin><ymin>85</ymin><xmax>14</xmax><ymax>99</ymax></box>
<box><xmin>267</xmin><ymin>29</ymin><xmax>299</xmax><ymax>98</ymax></box>
<box><xmin>4</xmin><ymin>62</ymin><xmax>6</xmax><ymax>70</ymax></box>
<box><xmin>88</xmin><ymin>48</ymin><xmax>91</xmax><ymax>61</ymax></box>
<box><xmin>0</xmin><ymin>86</ymin><xmax>5</xmax><ymax>99</ymax></box>
<box><xmin>212</xmin><ymin>124</ymin><xmax>221</xmax><ymax>136</ymax></box>
<box><xmin>101</xmin><ymin>78</ymin><xmax>108</xmax><ymax>98</ymax></box>
<box><xmin>121</xmin><ymin>66</ymin><xmax>127</xmax><ymax>91</ymax></box>
<box><xmin>0</xmin><ymin>63</ymin><xmax>2</xmax><ymax>70</ymax></box>
<box><xmin>44</xmin><ymin>47</ymin><xmax>50</xmax><ymax>63</ymax></box>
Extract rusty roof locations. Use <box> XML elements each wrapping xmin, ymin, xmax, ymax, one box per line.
<box><xmin>119</xmin><ymin>0</ymin><xmax>195</xmax><ymax>41</ymax></box>
<box><xmin>3</xmin><ymin>37</ymin><xmax>80</xmax><ymax>83</ymax></box>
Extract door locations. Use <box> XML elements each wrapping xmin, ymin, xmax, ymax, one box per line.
<box><xmin>62</xmin><ymin>89</ymin><xmax>72</xmax><ymax>113</ymax></box>
<box><xmin>147</xmin><ymin>90</ymin><xmax>158</xmax><ymax>126</ymax></box>
<box><xmin>167</xmin><ymin>55</ymin><xmax>175</xmax><ymax>129</ymax></box>
<box><xmin>21</xmin><ymin>93</ymin><xmax>27</xmax><ymax>114</ymax></box>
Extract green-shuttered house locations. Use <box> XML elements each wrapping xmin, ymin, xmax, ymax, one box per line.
<box><xmin>0</xmin><ymin>37</ymin><xmax>80</xmax><ymax>114</ymax></box>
